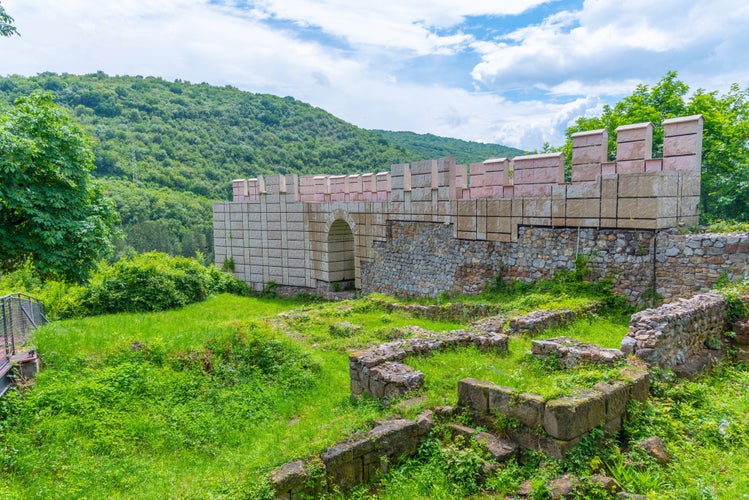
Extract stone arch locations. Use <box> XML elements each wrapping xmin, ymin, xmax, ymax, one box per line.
<box><xmin>326</xmin><ymin>212</ymin><xmax>357</xmax><ymax>289</ymax></box>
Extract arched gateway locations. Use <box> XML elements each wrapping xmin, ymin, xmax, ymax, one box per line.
<box><xmin>326</xmin><ymin>219</ymin><xmax>356</xmax><ymax>290</ymax></box>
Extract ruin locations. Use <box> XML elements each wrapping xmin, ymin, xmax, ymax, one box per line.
<box><xmin>212</xmin><ymin>115</ymin><xmax>744</xmax><ymax>302</ymax></box>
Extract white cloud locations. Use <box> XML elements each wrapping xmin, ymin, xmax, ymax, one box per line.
<box><xmin>471</xmin><ymin>0</ymin><xmax>749</xmax><ymax>96</ymax></box>
<box><xmin>1</xmin><ymin>0</ymin><xmax>747</xmax><ymax>153</ymax></box>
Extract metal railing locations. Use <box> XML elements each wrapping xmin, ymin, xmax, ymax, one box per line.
<box><xmin>0</xmin><ymin>293</ymin><xmax>47</xmax><ymax>370</ymax></box>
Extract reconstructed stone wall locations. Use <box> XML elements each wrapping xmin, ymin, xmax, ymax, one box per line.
<box><xmin>271</xmin><ymin>412</ymin><xmax>433</xmax><ymax>498</ymax></box>
<box><xmin>623</xmin><ymin>293</ymin><xmax>727</xmax><ymax>369</ymax></box>
<box><xmin>458</xmin><ymin>367</ymin><xmax>649</xmax><ymax>459</ymax></box>
<box><xmin>215</xmin><ymin>116</ymin><xmax>712</xmax><ymax>299</ymax></box>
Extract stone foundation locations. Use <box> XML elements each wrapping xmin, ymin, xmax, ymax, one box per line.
<box><xmin>457</xmin><ymin>366</ymin><xmax>649</xmax><ymax>459</ymax></box>
<box><xmin>349</xmin><ymin>329</ymin><xmax>508</xmax><ymax>401</ymax></box>
<box><xmin>271</xmin><ymin>412</ymin><xmax>433</xmax><ymax>498</ymax></box>
<box><xmin>531</xmin><ymin>337</ymin><xmax>625</xmax><ymax>368</ymax></box>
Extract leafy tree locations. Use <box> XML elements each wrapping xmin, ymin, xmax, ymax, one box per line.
<box><xmin>0</xmin><ymin>2</ymin><xmax>18</xmax><ymax>37</ymax></box>
<box><xmin>0</xmin><ymin>92</ymin><xmax>119</xmax><ymax>281</ymax></box>
<box><xmin>564</xmin><ymin>71</ymin><xmax>749</xmax><ymax>222</ymax></box>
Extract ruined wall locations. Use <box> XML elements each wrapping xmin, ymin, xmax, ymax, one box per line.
<box><xmin>623</xmin><ymin>293</ymin><xmax>728</xmax><ymax>369</ymax></box>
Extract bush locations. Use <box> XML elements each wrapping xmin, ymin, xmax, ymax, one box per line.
<box><xmin>77</xmin><ymin>252</ymin><xmax>248</xmax><ymax>316</ymax></box>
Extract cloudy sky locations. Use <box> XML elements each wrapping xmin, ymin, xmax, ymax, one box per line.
<box><xmin>1</xmin><ymin>0</ymin><xmax>747</xmax><ymax>150</ymax></box>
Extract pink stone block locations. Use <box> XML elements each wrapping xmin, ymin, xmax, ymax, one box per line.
<box><xmin>616</xmin><ymin>140</ymin><xmax>650</xmax><ymax>161</ymax></box>
<box><xmin>663</xmin><ymin>134</ymin><xmax>701</xmax><ymax>157</ymax></box>
<box><xmin>572</xmin><ymin>145</ymin><xmax>607</xmax><ymax>165</ymax></box>
<box><xmin>616</xmin><ymin>122</ymin><xmax>653</xmax><ymax>143</ymax></box>
<box><xmin>571</xmin><ymin>163</ymin><xmax>601</xmax><ymax>182</ymax></box>
<box><xmin>645</xmin><ymin>159</ymin><xmax>663</xmax><ymax>172</ymax></box>
<box><xmin>451</xmin><ymin>164</ymin><xmax>468</xmax><ymax>190</ymax></box>
<box><xmin>663</xmin><ymin>156</ymin><xmax>700</xmax><ymax>173</ymax></box>
<box><xmin>601</xmin><ymin>162</ymin><xmax>617</xmax><ymax>175</ymax></box>
<box><xmin>533</xmin><ymin>166</ymin><xmax>564</xmax><ymax>184</ymax></box>
<box><xmin>571</xmin><ymin>129</ymin><xmax>607</xmax><ymax>148</ymax></box>
<box><xmin>663</xmin><ymin>115</ymin><xmax>703</xmax><ymax>137</ymax></box>
<box><xmin>376</xmin><ymin>172</ymin><xmax>391</xmax><ymax>192</ymax></box>
<box><xmin>514</xmin><ymin>184</ymin><xmax>552</xmax><ymax>197</ymax></box>
<box><xmin>616</xmin><ymin>160</ymin><xmax>645</xmax><ymax>174</ymax></box>
<box><xmin>503</xmin><ymin>186</ymin><xmax>515</xmax><ymax>198</ymax></box>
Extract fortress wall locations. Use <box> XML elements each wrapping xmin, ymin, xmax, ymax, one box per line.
<box><xmin>214</xmin><ymin>115</ymin><xmax>734</xmax><ymax>301</ymax></box>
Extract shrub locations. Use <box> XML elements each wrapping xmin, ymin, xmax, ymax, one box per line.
<box><xmin>75</xmin><ymin>252</ymin><xmax>247</xmax><ymax>317</ymax></box>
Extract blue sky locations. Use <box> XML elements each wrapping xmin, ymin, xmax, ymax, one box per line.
<box><xmin>1</xmin><ymin>0</ymin><xmax>747</xmax><ymax>151</ymax></box>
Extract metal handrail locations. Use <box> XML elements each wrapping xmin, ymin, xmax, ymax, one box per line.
<box><xmin>0</xmin><ymin>292</ymin><xmax>47</xmax><ymax>370</ymax></box>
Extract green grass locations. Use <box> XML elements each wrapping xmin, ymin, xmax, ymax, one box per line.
<box><xmin>7</xmin><ymin>283</ymin><xmax>744</xmax><ymax>499</ymax></box>
<box><xmin>407</xmin><ymin>311</ymin><xmax>630</xmax><ymax>405</ymax></box>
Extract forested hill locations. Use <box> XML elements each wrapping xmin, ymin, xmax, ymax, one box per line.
<box><xmin>0</xmin><ymin>72</ymin><xmax>522</xmax><ymax>200</ymax></box>
<box><xmin>374</xmin><ymin>130</ymin><xmax>522</xmax><ymax>166</ymax></box>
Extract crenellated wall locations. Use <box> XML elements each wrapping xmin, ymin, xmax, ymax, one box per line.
<box><xmin>213</xmin><ymin>115</ymin><xmax>729</xmax><ymax>301</ymax></box>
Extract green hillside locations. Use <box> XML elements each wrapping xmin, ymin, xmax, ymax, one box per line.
<box><xmin>373</xmin><ymin>129</ymin><xmax>524</xmax><ymax>164</ymax></box>
<box><xmin>0</xmin><ymin>72</ymin><xmax>522</xmax><ymax>258</ymax></box>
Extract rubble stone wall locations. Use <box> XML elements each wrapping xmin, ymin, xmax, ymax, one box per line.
<box><xmin>362</xmin><ymin>222</ymin><xmax>749</xmax><ymax>304</ymax></box>
<box><xmin>623</xmin><ymin>293</ymin><xmax>728</xmax><ymax>369</ymax></box>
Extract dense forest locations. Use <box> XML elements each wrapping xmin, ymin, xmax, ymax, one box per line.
<box><xmin>0</xmin><ymin>72</ymin><xmax>522</xmax><ymax>259</ymax></box>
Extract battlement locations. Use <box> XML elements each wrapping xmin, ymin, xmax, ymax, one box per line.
<box><xmin>216</xmin><ymin>115</ymin><xmax>703</xmax><ymax>294</ymax></box>
<box><xmin>231</xmin><ymin>115</ymin><xmax>702</xmax><ymax>226</ymax></box>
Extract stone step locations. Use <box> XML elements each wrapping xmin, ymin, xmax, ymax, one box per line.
<box><xmin>448</xmin><ymin>422</ymin><xmax>518</xmax><ymax>462</ymax></box>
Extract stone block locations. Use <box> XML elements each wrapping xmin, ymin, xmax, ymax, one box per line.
<box><xmin>616</xmin><ymin>122</ymin><xmax>653</xmax><ymax>145</ymax></box>
<box><xmin>458</xmin><ymin>378</ymin><xmax>498</xmax><ymax>417</ymax></box>
<box><xmin>645</xmin><ymin>158</ymin><xmax>663</xmax><ymax>172</ymax></box>
<box><xmin>571</xmin><ymin>129</ymin><xmax>607</xmax><ymax>148</ymax></box>
<box><xmin>507</xmin><ymin>427</ymin><xmax>581</xmax><ymax>460</ymax></box>
<box><xmin>619</xmin><ymin>366</ymin><xmax>649</xmax><ymax>402</ymax></box>
<box><xmin>616</xmin><ymin>160</ymin><xmax>645</xmax><ymax>174</ymax></box>
<box><xmin>543</xmin><ymin>390</ymin><xmax>606</xmax><ymax>441</ymax></box>
<box><xmin>663</xmin><ymin>114</ymin><xmax>703</xmax><ymax>137</ymax></box>
<box><xmin>567</xmin><ymin>198</ymin><xmax>600</xmax><ymax>219</ymax></box>
<box><xmin>571</xmin><ymin>163</ymin><xmax>602</xmax><ymax>182</ymax></box>
<box><xmin>601</xmin><ymin>198</ymin><xmax>617</xmax><ymax>219</ymax></box>
<box><xmin>271</xmin><ymin>460</ymin><xmax>311</xmax><ymax>497</ymax></box>
<box><xmin>663</xmin><ymin>155</ymin><xmax>700</xmax><ymax>172</ymax></box>
<box><xmin>488</xmin><ymin>386</ymin><xmax>546</xmax><ymax>428</ymax></box>
<box><xmin>486</xmin><ymin>199</ymin><xmax>512</xmax><ymax>218</ymax></box>
<box><xmin>618</xmin><ymin>198</ymin><xmax>658</xmax><ymax>220</ymax></box>
<box><xmin>594</xmin><ymin>380</ymin><xmax>630</xmax><ymax>420</ymax></box>
<box><xmin>473</xmin><ymin>432</ymin><xmax>518</xmax><ymax>462</ymax></box>
<box><xmin>566</xmin><ymin>181</ymin><xmax>600</xmax><ymax>199</ymax></box>
<box><xmin>618</xmin><ymin>172</ymin><xmax>679</xmax><ymax>198</ymax></box>
<box><xmin>523</xmin><ymin>198</ymin><xmax>551</xmax><ymax>217</ymax></box>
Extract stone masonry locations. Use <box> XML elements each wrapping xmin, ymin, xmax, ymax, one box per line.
<box><xmin>623</xmin><ymin>292</ymin><xmax>727</xmax><ymax>370</ymax></box>
<box><xmin>458</xmin><ymin>366</ymin><xmax>650</xmax><ymax>459</ymax></box>
<box><xmin>213</xmin><ymin>116</ymin><xmax>719</xmax><ymax>303</ymax></box>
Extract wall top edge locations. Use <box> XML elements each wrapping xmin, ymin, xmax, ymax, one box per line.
<box><xmin>662</xmin><ymin>114</ymin><xmax>704</xmax><ymax>125</ymax></box>
<box><xmin>616</xmin><ymin>122</ymin><xmax>653</xmax><ymax>132</ymax></box>
<box><xmin>483</xmin><ymin>157</ymin><xmax>509</xmax><ymax>164</ymax></box>
<box><xmin>513</xmin><ymin>152</ymin><xmax>564</xmax><ymax>161</ymax></box>
<box><xmin>571</xmin><ymin>129</ymin><xmax>606</xmax><ymax>138</ymax></box>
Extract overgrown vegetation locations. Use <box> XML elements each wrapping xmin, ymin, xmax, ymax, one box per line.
<box><xmin>0</xmin><ymin>252</ymin><xmax>248</xmax><ymax>319</ymax></box>
<box><xmin>0</xmin><ymin>273</ymin><xmax>747</xmax><ymax>497</ymax></box>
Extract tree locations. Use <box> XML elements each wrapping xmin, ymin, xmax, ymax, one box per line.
<box><xmin>564</xmin><ymin>72</ymin><xmax>749</xmax><ymax>222</ymax></box>
<box><xmin>0</xmin><ymin>2</ymin><xmax>18</xmax><ymax>37</ymax></box>
<box><xmin>0</xmin><ymin>92</ymin><xmax>119</xmax><ymax>281</ymax></box>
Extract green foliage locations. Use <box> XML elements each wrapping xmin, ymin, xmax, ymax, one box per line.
<box><xmin>0</xmin><ymin>73</ymin><xmax>484</xmax><ymax>201</ymax></box>
<box><xmin>0</xmin><ymin>3</ymin><xmax>18</xmax><ymax>37</ymax></box>
<box><xmin>0</xmin><ymin>92</ymin><xmax>119</xmax><ymax>281</ymax></box>
<box><xmin>564</xmin><ymin>71</ymin><xmax>749</xmax><ymax>223</ymax></box>
<box><xmin>103</xmin><ymin>179</ymin><xmax>215</xmax><ymax>260</ymax></box>
<box><xmin>52</xmin><ymin>252</ymin><xmax>248</xmax><ymax>317</ymax></box>
<box><xmin>372</xmin><ymin>130</ymin><xmax>524</xmax><ymax>165</ymax></box>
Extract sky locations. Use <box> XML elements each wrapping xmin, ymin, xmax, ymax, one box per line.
<box><xmin>1</xmin><ymin>0</ymin><xmax>747</xmax><ymax>151</ymax></box>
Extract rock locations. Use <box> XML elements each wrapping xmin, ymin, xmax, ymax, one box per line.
<box><xmin>547</xmin><ymin>473</ymin><xmax>580</xmax><ymax>498</ymax></box>
<box><xmin>473</xmin><ymin>431</ymin><xmax>518</xmax><ymax>462</ymax></box>
<box><xmin>638</xmin><ymin>436</ymin><xmax>669</xmax><ymax>465</ymax></box>
<box><xmin>589</xmin><ymin>474</ymin><xmax>622</xmax><ymax>493</ymax></box>
<box><xmin>617</xmin><ymin>493</ymin><xmax>647</xmax><ymax>499</ymax></box>
<box><xmin>543</xmin><ymin>390</ymin><xmax>606</xmax><ymax>441</ymax></box>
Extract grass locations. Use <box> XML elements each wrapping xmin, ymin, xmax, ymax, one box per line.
<box><xmin>3</xmin><ymin>279</ymin><xmax>745</xmax><ymax>499</ymax></box>
<box><xmin>407</xmin><ymin>311</ymin><xmax>630</xmax><ymax>405</ymax></box>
